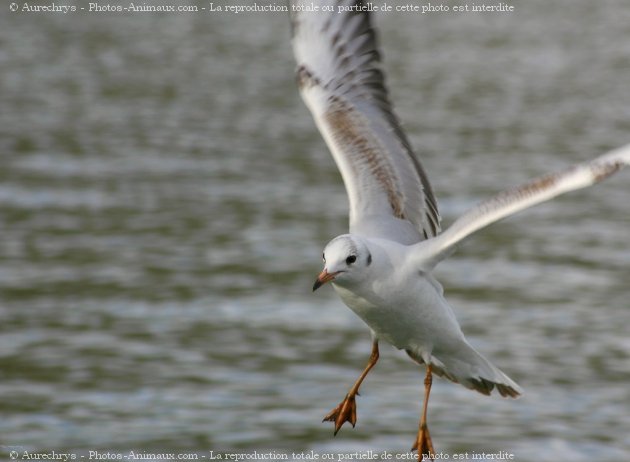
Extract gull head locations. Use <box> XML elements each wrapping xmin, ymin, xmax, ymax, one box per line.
<box><xmin>313</xmin><ymin>234</ymin><xmax>372</xmax><ymax>291</ymax></box>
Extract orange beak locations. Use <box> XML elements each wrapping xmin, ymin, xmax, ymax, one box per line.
<box><xmin>312</xmin><ymin>269</ymin><xmax>339</xmax><ymax>291</ymax></box>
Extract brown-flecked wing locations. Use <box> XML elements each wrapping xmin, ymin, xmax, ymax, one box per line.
<box><xmin>290</xmin><ymin>0</ymin><xmax>440</xmax><ymax>244</ymax></box>
<box><xmin>414</xmin><ymin>142</ymin><xmax>630</xmax><ymax>269</ymax></box>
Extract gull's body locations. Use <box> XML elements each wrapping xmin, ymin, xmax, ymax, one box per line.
<box><xmin>327</xmin><ymin>236</ymin><xmax>520</xmax><ymax>397</ymax></box>
<box><xmin>289</xmin><ymin>0</ymin><xmax>630</xmax><ymax>457</ymax></box>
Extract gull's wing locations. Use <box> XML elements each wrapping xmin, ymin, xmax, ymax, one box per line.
<box><xmin>290</xmin><ymin>0</ymin><xmax>440</xmax><ymax>244</ymax></box>
<box><xmin>414</xmin><ymin>143</ymin><xmax>630</xmax><ymax>269</ymax></box>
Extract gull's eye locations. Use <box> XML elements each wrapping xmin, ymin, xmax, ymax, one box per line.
<box><xmin>346</xmin><ymin>255</ymin><xmax>357</xmax><ymax>265</ymax></box>
<box><xmin>322</xmin><ymin>253</ymin><xmax>326</xmax><ymax>263</ymax></box>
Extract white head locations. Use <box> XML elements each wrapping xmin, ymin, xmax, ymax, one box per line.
<box><xmin>313</xmin><ymin>234</ymin><xmax>372</xmax><ymax>291</ymax></box>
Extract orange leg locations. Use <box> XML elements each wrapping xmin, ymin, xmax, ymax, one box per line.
<box><xmin>323</xmin><ymin>340</ymin><xmax>379</xmax><ymax>435</ymax></box>
<box><xmin>412</xmin><ymin>365</ymin><xmax>435</xmax><ymax>461</ymax></box>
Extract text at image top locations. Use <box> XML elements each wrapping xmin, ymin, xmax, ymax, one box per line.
<box><xmin>290</xmin><ymin>2</ymin><xmax>515</xmax><ymax>14</ymax></box>
<box><xmin>9</xmin><ymin>1</ymin><xmax>517</xmax><ymax>15</ymax></box>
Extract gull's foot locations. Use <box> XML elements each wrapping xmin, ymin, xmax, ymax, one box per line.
<box><xmin>322</xmin><ymin>393</ymin><xmax>357</xmax><ymax>435</ymax></box>
<box><xmin>411</xmin><ymin>424</ymin><xmax>435</xmax><ymax>461</ymax></box>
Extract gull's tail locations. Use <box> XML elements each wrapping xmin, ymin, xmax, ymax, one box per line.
<box><xmin>407</xmin><ymin>341</ymin><xmax>522</xmax><ymax>398</ymax></box>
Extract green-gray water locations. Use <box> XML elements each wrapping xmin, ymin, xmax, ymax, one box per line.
<box><xmin>1</xmin><ymin>1</ymin><xmax>629</xmax><ymax>460</ymax></box>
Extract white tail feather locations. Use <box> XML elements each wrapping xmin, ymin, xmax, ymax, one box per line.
<box><xmin>407</xmin><ymin>341</ymin><xmax>522</xmax><ymax>398</ymax></box>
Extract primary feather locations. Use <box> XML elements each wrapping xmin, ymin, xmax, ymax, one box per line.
<box><xmin>290</xmin><ymin>0</ymin><xmax>440</xmax><ymax>244</ymax></box>
<box><xmin>415</xmin><ymin>142</ymin><xmax>630</xmax><ymax>269</ymax></box>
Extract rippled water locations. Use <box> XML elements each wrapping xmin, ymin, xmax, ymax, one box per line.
<box><xmin>1</xmin><ymin>1</ymin><xmax>630</xmax><ymax>461</ymax></box>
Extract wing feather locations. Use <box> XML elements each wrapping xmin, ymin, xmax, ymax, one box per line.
<box><xmin>414</xmin><ymin>143</ymin><xmax>630</xmax><ymax>268</ymax></box>
<box><xmin>290</xmin><ymin>0</ymin><xmax>440</xmax><ymax>244</ymax></box>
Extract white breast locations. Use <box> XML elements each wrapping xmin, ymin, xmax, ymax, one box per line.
<box><xmin>333</xmin><ymin>270</ymin><xmax>465</xmax><ymax>356</ymax></box>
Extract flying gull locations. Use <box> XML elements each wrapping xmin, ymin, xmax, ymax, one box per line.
<box><xmin>289</xmin><ymin>0</ymin><xmax>630</xmax><ymax>457</ymax></box>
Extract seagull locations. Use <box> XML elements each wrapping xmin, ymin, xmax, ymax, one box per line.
<box><xmin>289</xmin><ymin>0</ymin><xmax>630</xmax><ymax>458</ymax></box>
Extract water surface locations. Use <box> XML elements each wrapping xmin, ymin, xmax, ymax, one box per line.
<box><xmin>1</xmin><ymin>1</ymin><xmax>630</xmax><ymax>461</ymax></box>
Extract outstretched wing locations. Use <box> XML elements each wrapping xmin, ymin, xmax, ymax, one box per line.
<box><xmin>414</xmin><ymin>143</ymin><xmax>630</xmax><ymax>268</ymax></box>
<box><xmin>290</xmin><ymin>0</ymin><xmax>440</xmax><ymax>244</ymax></box>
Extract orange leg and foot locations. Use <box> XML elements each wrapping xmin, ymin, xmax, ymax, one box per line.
<box><xmin>412</xmin><ymin>365</ymin><xmax>436</xmax><ymax>461</ymax></box>
<box><xmin>323</xmin><ymin>340</ymin><xmax>379</xmax><ymax>435</ymax></box>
